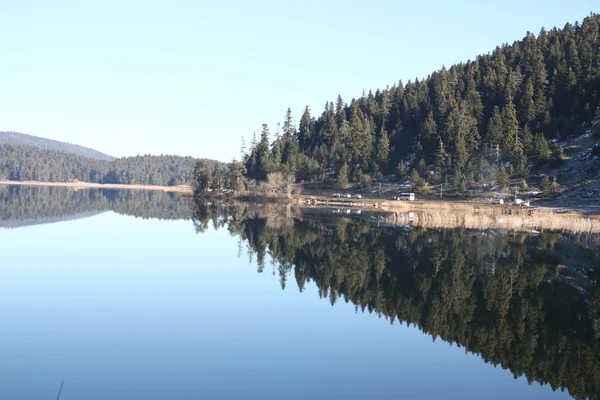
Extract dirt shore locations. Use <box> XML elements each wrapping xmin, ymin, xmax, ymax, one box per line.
<box><xmin>0</xmin><ymin>180</ymin><xmax>193</xmax><ymax>194</ymax></box>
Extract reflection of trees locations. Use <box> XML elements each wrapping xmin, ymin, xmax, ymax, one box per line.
<box><xmin>0</xmin><ymin>185</ymin><xmax>192</xmax><ymax>227</ymax></box>
<box><xmin>192</xmin><ymin>203</ymin><xmax>600</xmax><ymax>400</ymax></box>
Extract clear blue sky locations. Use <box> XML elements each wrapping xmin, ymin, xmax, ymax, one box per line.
<box><xmin>0</xmin><ymin>0</ymin><xmax>596</xmax><ymax>161</ymax></box>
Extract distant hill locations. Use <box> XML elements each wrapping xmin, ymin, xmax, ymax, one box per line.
<box><xmin>0</xmin><ymin>131</ymin><xmax>114</xmax><ymax>161</ymax></box>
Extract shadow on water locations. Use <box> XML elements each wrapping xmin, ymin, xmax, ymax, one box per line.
<box><xmin>192</xmin><ymin>202</ymin><xmax>600</xmax><ymax>400</ymax></box>
<box><xmin>0</xmin><ymin>185</ymin><xmax>193</xmax><ymax>228</ymax></box>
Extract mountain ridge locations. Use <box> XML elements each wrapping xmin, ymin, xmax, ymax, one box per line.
<box><xmin>0</xmin><ymin>131</ymin><xmax>115</xmax><ymax>161</ymax></box>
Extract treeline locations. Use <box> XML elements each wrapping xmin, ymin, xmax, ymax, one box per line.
<box><xmin>0</xmin><ymin>143</ymin><xmax>206</xmax><ymax>186</ymax></box>
<box><xmin>191</xmin><ymin>204</ymin><xmax>600</xmax><ymax>400</ymax></box>
<box><xmin>191</xmin><ymin>158</ymin><xmax>247</xmax><ymax>196</ymax></box>
<box><xmin>0</xmin><ymin>185</ymin><xmax>192</xmax><ymax>227</ymax></box>
<box><xmin>235</xmin><ymin>14</ymin><xmax>600</xmax><ymax>190</ymax></box>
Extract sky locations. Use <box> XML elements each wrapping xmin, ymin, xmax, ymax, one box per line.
<box><xmin>0</xmin><ymin>0</ymin><xmax>596</xmax><ymax>161</ymax></box>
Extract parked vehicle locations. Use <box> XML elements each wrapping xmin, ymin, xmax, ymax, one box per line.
<box><xmin>398</xmin><ymin>193</ymin><xmax>415</xmax><ymax>201</ymax></box>
<box><xmin>491</xmin><ymin>199</ymin><xmax>504</xmax><ymax>205</ymax></box>
<box><xmin>353</xmin><ymin>194</ymin><xmax>362</xmax><ymax>199</ymax></box>
<box><xmin>513</xmin><ymin>199</ymin><xmax>531</xmax><ymax>207</ymax></box>
<box><xmin>332</xmin><ymin>193</ymin><xmax>341</xmax><ymax>198</ymax></box>
<box><xmin>345</xmin><ymin>194</ymin><xmax>352</xmax><ymax>198</ymax></box>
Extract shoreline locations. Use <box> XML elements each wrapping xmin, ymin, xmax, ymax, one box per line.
<box><xmin>2</xmin><ymin>180</ymin><xmax>598</xmax><ymax>218</ymax></box>
<box><xmin>0</xmin><ymin>180</ymin><xmax>193</xmax><ymax>194</ymax></box>
<box><xmin>3</xmin><ymin>180</ymin><xmax>599</xmax><ymax>232</ymax></box>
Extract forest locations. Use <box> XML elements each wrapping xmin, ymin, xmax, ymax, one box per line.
<box><xmin>191</xmin><ymin>203</ymin><xmax>600</xmax><ymax>400</ymax></box>
<box><xmin>195</xmin><ymin>13</ymin><xmax>600</xmax><ymax>195</ymax></box>
<box><xmin>0</xmin><ymin>143</ymin><xmax>204</xmax><ymax>186</ymax></box>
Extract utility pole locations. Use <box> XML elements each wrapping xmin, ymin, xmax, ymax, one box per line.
<box><xmin>440</xmin><ymin>183</ymin><xmax>443</xmax><ymax>198</ymax></box>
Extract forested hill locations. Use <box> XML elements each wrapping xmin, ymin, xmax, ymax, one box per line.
<box><xmin>0</xmin><ymin>131</ymin><xmax>114</xmax><ymax>161</ymax></box>
<box><xmin>238</xmin><ymin>13</ymin><xmax>600</xmax><ymax>193</ymax></box>
<box><xmin>0</xmin><ymin>143</ymin><xmax>207</xmax><ymax>186</ymax></box>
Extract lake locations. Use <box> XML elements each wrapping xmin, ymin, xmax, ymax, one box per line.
<box><xmin>1</xmin><ymin>185</ymin><xmax>599</xmax><ymax>399</ymax></box>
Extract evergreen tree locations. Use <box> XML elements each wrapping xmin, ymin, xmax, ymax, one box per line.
<box><xmin>497</xmin><ymin>165</ymin><xmax>510</xmax><ymax>189</ymax></box>
<box><xmin>550</xmin><ymin>143</ymin><xmax>564</xmax><ymax>166</ymax></box>
<box><xmin>337</xmin><ymin>163</ymin><xmax>349</xmax><ymax>187</ymax></box>
<box><xmin>502</xmin><ymin>98</ymin><xmax>524</xmax><ymax>163</ymax></box>
<box><xmin>192</xmin><ymin>160</ymin><xmax>212</xmax><ymax>195</ymax></box>
<box><xmin>396</xmin><ymin>161</ymin><xmax>406</xmax><ymax>180</ymax></box>
<box><xmin>212</xmin><ymin>164</ymin><xmax>227</xmax><ymax>190</ymax></box>
<box><xmin>533</xmin><ymin>133</ymin><xmax>551</xmax><ymax>163</ymax></box>
<box><xmin>435</xmin><ymin>137</ymin><xmax>449</xmax><ymax>177</ymax></box>
<box><xmin>256</xmin><ymin>124</ymin><xmax>272</xmax><ymax>179</ymax></box>
<box><xmin>228</xmin><ymin>160</ymin><xmax>247</xmax><ymax>191</ymax></box>
<box><xmin>486</xmin><ymin>106</ymin><xmax>504</xmax><ymax>147</ymax></box>
<box><xmin>376</xmin><ymin>128</ymin><xmax>390</xmax><ymax>170</ymax></box>
<box><xmin>541</xmin><ymin>175</ymin><xmax>552</xmax><ymax>196</ymax></box>
<box><xmin>298</xmin><ymin>106</ymin><xmax>314</xmax><ymax>149</ymax></box>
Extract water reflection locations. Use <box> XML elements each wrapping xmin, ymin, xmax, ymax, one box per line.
<box><xmin>193</xmin><ymin>203</ymin><xmax>600</xmax><ymax>400</ymax></box>
<box><xmin>0</xmin><ymin>185</ymin><xmax>192</xmax><ymax>228</ymax></box>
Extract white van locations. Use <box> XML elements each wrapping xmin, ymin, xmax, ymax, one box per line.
<box><xmin>491</xmin><ymin>199</ymin><xmax>504</xmax><ymax>205</ymax></box>
<box><xmin>398</xmin><ymin>193</ymin><xmax>415</xmax><ymax>201</ymax></box>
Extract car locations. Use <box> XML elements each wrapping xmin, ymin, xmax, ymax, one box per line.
<box><xmin>345</xmin><ymin>194</ymin><xmax>352</xmax><ymax>198</ymax></box>
<box><xmin>353</xmin><ymin>194</ymin><xmax>362</xmax><ymax>199</ymax></box>
<box><xmin>332</xmin><ymin>193</ymin><xmax>341</xmax><ymax>198</ymax></box>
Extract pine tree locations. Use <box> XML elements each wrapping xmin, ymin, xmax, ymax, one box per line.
<box><xmin>519</xmin><ymin>79</ymin><xmax>536</xmax><ymax>126</ymax></box>
<box><xmin>376</xmin><ymin>128</ymin><xmax>390</xmax><ymax>170</ymax></box>
<box><xmin>533</xmin><ymin>133</ymin><xmax>551</xmax><ymax>163</ymax></box>
<box><xmin>502</xmin><ymin>98</ymin><xmax>524</xmax><ymax>164</ymax></box>
<box><xmin>298</xmin><ymin>106</ymin><xmax>314</xmax><ymax>150</ymax></box>
<box><xmin>522</xmin><ymin>124</ymin><xmax>533</xmax><ymax>154</ymax></box>
<box><xmin>337</xmin><ymin>163</ymin><xmax>348</xmax><ymax>188</ymax></box>
<box><xmin>335</xmin><ymin>95</ymin><xmax>346</xmax><ymax>127</ymax></box>
<box><xmin>435</xmin><ymin>137</ymin><xmax>449</xmax><ymax>176</ymax></box>
<box><xmin>192</xmin><ymin>160</ymin><xmax>212</xmax><ymax>195</ymax></box>
<box><xmin>282</xmin><ymin>108</ymin><xmax>295</xmax><ymax>139</ymax></box>
<box><xmin>410</xmin><ymin>169</ymin><xmax>423</xmax><ymax>190</ymax></box>
<box><xmin>541</xmin><ymin>175</ymin><xmax>552</xmax><ymax>196</ymax></box>
<box><xmin>550</xmin><ymin>143</ymin><xmax>564</xmax><ymax>166</ymax></box>
<box><xmin>497</xmin><ymin>165</ymin><xmax>510</xmax><ymax>189</ymax></box>
<box><xmin>212</xmin><ymin>164</ymin><xmax>227</xmax><ymax>190</ymax></box>
<box><xmin>486</xmin><ymin>106</ymin><xmax>504</xmax><ymax>147</ymax></box>
<box><xmin>256</xmin><ymin>124</ymin><xmax>272</xmax><ymax>179</ymax></box>
<box><xmin>240</xmin><ymin>136</ymin><xmax>247</xmax><ymax>162</ymax></box>
<box><xmin>396</xmin><ymin>161</ymin><xmax>406</xmax><ymax>180</ymax></box>
<box><xmin>228</xmin><ymin>159</ymin><xmax>247</xmax><ymax>191</ymax></box>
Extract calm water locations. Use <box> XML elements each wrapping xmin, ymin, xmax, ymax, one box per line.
<box><xmin>1</xmin><ymin>186</ymin><xmax>599</xmax><ymax>399</ymax></box>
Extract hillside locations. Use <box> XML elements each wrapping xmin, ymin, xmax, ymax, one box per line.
<box><xmin>0</xmin><ymin>143</ymin><xmax>200</xmax><ymax>186</ymax></box>
<box><xmin>0</xmin><ymin>131</ymin><xmax>114</xmax><ymax>161</ymax></box>
<box><xmin>223</xmin><ymin>13</ymin><xmax>600</xmax><ymax>204</ymax></box>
